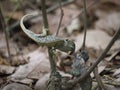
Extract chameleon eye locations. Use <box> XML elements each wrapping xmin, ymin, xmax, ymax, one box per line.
<box><xmin>66</xmin><ymin>39</ymin><xmax>69</xmax><ymax>41</ymax></box>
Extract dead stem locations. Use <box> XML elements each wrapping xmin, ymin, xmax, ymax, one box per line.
<box><xmin>61</xmin><ymin>0</ymin><xmax>98</xmax><ymax>32</ymax></box>
<box><xmin>9</xmin><ymin>0</ymin><xmax>75</xmax><ymax>32</ymax></box>
<box><xmin>41</xmin><ymin>0</ymin><xmax>49</xmax><ymax>35</ymax></box>
<box><xmin>75</xmin><ymin>28</ymin><xmax>120</xmax><ymax>84</ymax></box>
<box><xmin>0</xmin><ymin>4</ymin><xmax>12</xmax><ymax>64</ymax></box>
<box><xmin>82</xmin><ymin>0</ymin><xmax>87</xmax><ymax>50</ymax></box>
<box><xmin>93</xmin><ymin>67</ymin><xmax>107</xmax><ymax>90</ymax></box>
<box><xmin>41</xmin><ymin>0</ymin><xmax>57</xmax><ymax>74</ymax></box>
<box><xmin>56</xmin><ymin>0</ymin><xmax>64</xmax><ymax>36</ymax></box>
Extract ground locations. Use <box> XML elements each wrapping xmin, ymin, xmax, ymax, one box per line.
<box><xmin>0</xmin><ymin>0</ymin><xmax>120</xmax><ymax>90</ymax></box>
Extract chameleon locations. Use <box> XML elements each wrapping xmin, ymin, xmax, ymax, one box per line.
<box><xmin>20</xmin><ymin>14</ymin><xmax>75</xmax><ymax>53</ymax></box>
<box><xmin>69</xmin><ymin>50</ymin><xmax>92</xmax><ymax>90</ymax></box>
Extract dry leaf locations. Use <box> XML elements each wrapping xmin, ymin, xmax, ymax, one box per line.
<box><xmin>10</xmin><ymin>48</ymin><xmax>50</xmax><ymax>82</ymax></box>
<box><xmin>74</xmin><ymin>29</ymin><xmax>120</xmax><ymax>51</ymax></box>
<box><xmin>10</xmin><ymin>78</ymin><xmax>33</xmax><ymax>85</ymax></box>
<box><xmin>0</xmin><ymin>65</ymin><xmax>15</xmax><ymax>75</ymax></box>
<box><xmin>113</xmin><ymin>68</ymin><xmax>120</xmax><ymax>77</ymax></box>
<box><xmin>66</xmin><ymin>18</ymin><xmax>82</xmax><ymax>34</ymax></box>
<box><xmin>95</xmin><ymin>13</ymin><xmax>120</xmax><ymax>36</ymax></box>
<box><xmin>2</xmin><ymin>83</ymin><xmax>32</xmax><ymax>90</ymax></box>
<box><xmin>34</xmin><ymin>73</ymin><xmax>50</xmax><ymax>90</ymax></box>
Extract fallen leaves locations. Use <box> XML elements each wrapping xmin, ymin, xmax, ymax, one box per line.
<box><xmin>95</xmin><ymin>13</ymin><xmax>120</xmax><ymax>36</ymax></box>
<box><xmin>74</xmin><ymin>29</ymin><xmax>120</xmax><ymax>51</ymax></box>
<box><xmin>2</xmin><ymin>83</ymin><xmax>32</xmax><ymax>90</ymax></box>
<box><xmin>0</xmin><ymin>0</ymin><xmax>120</xmax><ymax>89</ymax></box>
<box><xmin>0</xmin><ymin>56</ymin><xmax>9</xmax><ymax>65</ymax></box>
<box><xmin>0</xmin><ymin>65</ymin><xmax>15</xmax><ymax>75</ymax></box>
<box><xmin>10</xmin><ymin>48</ymin><xmax>50</xmax><ymax>84</ymax></box>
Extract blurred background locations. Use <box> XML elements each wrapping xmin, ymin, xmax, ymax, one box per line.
<box><xmin>0</xmin><ymin>0</ymin><xmax>120</xmax><ymax>89</ymax></box>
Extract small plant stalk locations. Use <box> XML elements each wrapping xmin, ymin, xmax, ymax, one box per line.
<box><xmin>71</xmin><ymin>27</ymin><xmax>120</xmax><ymax>85</ymax></box>
<box><xmin>40</xmin><ymin>0</ymin><xmax>62</xmax><ymax>90</ymax></box>
<box><xmin>41</xmin><ymin>0</ymin><xmax>49</xmax><ymax>35</ymax></box>
<box><xmin>82</xmin><ymin>0</ymin><xmax>88</xmax><ymax>50</ymax></box>
<box><xmin>0</xmin><ymin>4</ymin><xmax>12</xmax><ymax>63</ymax></box>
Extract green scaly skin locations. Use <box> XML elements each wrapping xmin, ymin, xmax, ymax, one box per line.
<box><xmin>20</xmin><ymin>14</ymin><xmax>75</xmax><ymax>90</ymax></box>
<box><xmin>20</xmin><ymin>14</ymin><xmax>75</xmax><ymax>53</ymax></box>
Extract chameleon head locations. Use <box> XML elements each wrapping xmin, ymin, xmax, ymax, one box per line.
<box><xmin>55</xmin><ymin>39</ymin><xmax>75</xmax><ymax>54</ymax></box>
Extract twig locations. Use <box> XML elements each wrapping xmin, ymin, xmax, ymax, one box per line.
<box><xmin>56</xmin><ymin>0</ymin><xmax>64</xmax><ymax>36</ymax></box>
<box><xmin>73</xmin><ymin>0</ymin><xmax>98</xmax><ymax>19</ymax></box>
<box><xmin>61</xmin><ymin>0</ymin><xmax>98</xmax><ymax>31</ymax></box>
<box><xmin>6</xmin><ymin>0</ymin><xmax>20</xmax><ymax>23</ymax></box>
<box><xmin>93</xmin><ymin>80</ymin><xmax>120</xmax><ymax>87</ymax></box>
<box><xmin>81</xmin><ymin>0</ymin><xmax>87</xmax><ymax>50</ymax></box>
<box><xmin>41</xmin><ymin>0</ymin><xmax>56</xmax><ymax>74</ymax></box>
<box><xmin>93</xmin><ymin>67</ymin><xmax>107</xmax><ymax>90</ymax></box>
<box><xmin>48</xmin><ymin>47</ymin><xmax>57</xmax><ymax>73</ymax></box>
<box><xmin>102</xmin><ymin>81</ymin><xmax>120</xmax><ymax>87</ymax></box>
<box><xmin>40</xmin><ymin>1</ymin><xmax>62</xmax><ymax>89</ymax></box>
<box><xmin>41</xmin><ymin>0</ymin><xmax>49</xmax><ymax>33</ymax></box>
<box><xmin>0</xmin><ymin>4</ymin><xmax>12</xmax><ymax>63</ymax></box>
<box><xmin>9</xmin><ymin>0</ymin><xmax>75</xmax><ymax>32</ymax></box>
<box><xmin>46</xmin><ymin>0</ymin><xmax>75</xmax><ymax>13</ymax></box>
<box><xmin>71</xmin><ymin>27</ymin><xmax>120</xmax><ymax>85</ymax></box>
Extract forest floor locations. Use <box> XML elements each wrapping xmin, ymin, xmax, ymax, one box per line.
<box><xmin>0</xmin><ymin>0</ymin><xmax>120</xmax><ymax>90</ymax></box>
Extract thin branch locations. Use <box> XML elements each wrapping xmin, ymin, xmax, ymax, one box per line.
<box><xmin>41</xmin><ymin>0</ymin><xmax>57</xmax><ymax>74</ymax></box>
<box><xmin>93</xmin><ymin>67</ymin><xmax>107</xmax><ymax>90</ymax></box>
<box><xmin>73</xmin><ymin>0</ymin><xmax>98</xmax><ymax>19</ymax></box>
<box><xmin>82</xmin><ymin>0</ymin><xmax>87</xmax><ymax>50</ymax></box>
<box><xmin>61</xmin><ymin>0</ymin><xmax>98</xmax><ymax>31</ymax></box>
<box><xmin>40</xmin><ymin>2</ymin><xmax>62</xmax><ymax>90</ymax></box>
<box><xmin>41</xmin><ymin>0</ymin><xmax>49</xmax><ymax>35</ymax></box>
<box><xmin>9</xmin><ymin>0</ymin><xmax>75</xmax><ymax>32</ymax></box>
<box><xmin>56</xmin><ymin>0</ymin><xmax>64</xmax><ymax>36</ymax></box>
<box><xmin>48</xmin><ymin>47</ymin><xmax>57</xmax><ymax>73</ymax></box>
<box><xmin>71</xmin><ymin>28</ymin><xmax>120</xmax><ymax>85</ymax></box>
<box><xmin>0</xmin><ymin>4</ymin><xmax>12</xmax><ymax>63</ymax></box>
<box><xmin>6</xmin><ymin>0</ymin><xmax>20</xmax><ymax>23</ymax></box>
<box><xmin>47</xmin><ymin>0</ymin><xmax>74</xmax><ymax>13</ymax></box>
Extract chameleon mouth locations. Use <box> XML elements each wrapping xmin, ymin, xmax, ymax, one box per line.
<box><xmin>69</xmin><ymin>43</ymin><xmax>75</xmax><ymax>55</ymax></box>
<box><xmin>69</xmin><ymin>51</ymin><xmax>73</xmax><ymax>55</ymax></box>
<box><xmin>69</xmin><ymin>48</ymin><xmax>75</xmax><ymax>55</ymax></box>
